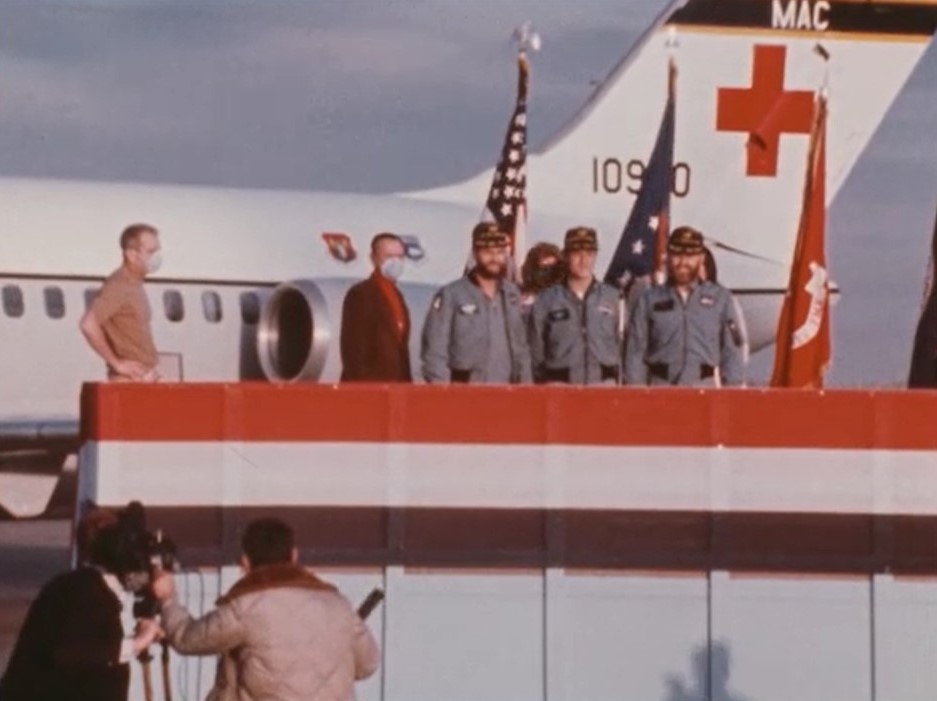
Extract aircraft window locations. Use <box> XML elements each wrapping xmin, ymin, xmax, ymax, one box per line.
<box><xmin>240</xmin><ymin>292</ymin><xmax>260</xmax><ymax>325</ymax></box>
<box><xmin>163</xmin><ymin>290</ymin><xmax>184</xmax><ymax>323</ymax></box>
<box><xmin>202</xmin><ymin>291</ymin><xmax>222</xmax><ymax>323</ymax></box>
<box><xmin>84</xmin><ymin>288</ymin><xmax>99</xmax><ymax>310</ymax></box>
<box><xmin>44</xmin><ymin>286</ymin><xmax>66</xmax><ymax>319</ymax></box>
<box><xmin>2</xmin><ymin>285</ymin><xmax>24</xmax><ymax>318</ymax></box>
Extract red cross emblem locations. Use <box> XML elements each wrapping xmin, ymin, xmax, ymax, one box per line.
<box><xmin>716</xmin><ymin>45</ymin><xmax>814</xmax><ymax>177</ymax></box>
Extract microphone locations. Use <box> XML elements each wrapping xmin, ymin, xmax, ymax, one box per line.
<box><xmin>357</xmin><ymin>588</ymin><xmax>385</xmax><ymax>620</ymax></box>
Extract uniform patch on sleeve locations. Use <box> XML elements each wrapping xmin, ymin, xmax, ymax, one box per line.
<box><xmin>548</xmin><ymin>308</ymin><xmax>571</xmax><ymax>322</ymax></box>
<box><xmin>726</xmin><ymin>319</ymin><xmax>743</xmax><ymax>347</ymax></box>
<box><xmin>432</xmin><ymin>294</ymin><xmax>443</xmax><ymax>311</ymax></box>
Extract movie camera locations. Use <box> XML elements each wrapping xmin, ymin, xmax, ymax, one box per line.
<box><xmin>108</xmin><ymin>501</ymin><xmax>179</xmax><ymax>619</ymax></box>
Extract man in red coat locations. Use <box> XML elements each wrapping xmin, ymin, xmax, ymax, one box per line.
<box><xmin>340</xmin><ymin>232</ymin><xmax>412</xmax><ymax>382</ymax></box>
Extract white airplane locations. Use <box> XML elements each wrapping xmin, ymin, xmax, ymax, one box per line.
<box><xmin>1</xmin><ymin>0</ymin><xmax>935</xmax><ymax>517</ymax></box>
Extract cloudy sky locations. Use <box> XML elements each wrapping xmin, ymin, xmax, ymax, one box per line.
<box><xmin>1</xmin><ymin>0</ymin><xmax>935</xmax><ymax>386</ymax></box>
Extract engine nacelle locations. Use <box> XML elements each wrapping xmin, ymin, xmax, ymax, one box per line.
<box><xmin>256</xmin><ymin>277</ymin><xmax>440</xmax><ymax>383</ymax></box>
<box><xmin>256</xmin><ymin>280</ymin><xmax>332</xmax><ymax>382</ymax></box>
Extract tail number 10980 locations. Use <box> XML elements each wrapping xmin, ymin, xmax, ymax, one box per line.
<box><xmin>591</xmin><ymin>157</ymin><xmax>691</xmax><ymax>197</ymax></box>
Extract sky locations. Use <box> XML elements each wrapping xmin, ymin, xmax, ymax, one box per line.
<box><xmin>0</xmin><ymin>0</ymin><xmax>935</xmax><ymax>386</ymax></box>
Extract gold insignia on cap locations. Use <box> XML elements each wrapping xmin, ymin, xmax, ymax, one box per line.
<box><xmin>564</xmin><ymin>226</ymin><xmax>598</xmax><ymax>252</ymax></box>
<box><xmin>667</xmin><ymin>226</ymin><xmax>704</xmax><ymax>254</ymax></box>
<box><xmin>472</xmin><ymin>221</ymin><xmax>509</xmax><ymax>249</ymax></box>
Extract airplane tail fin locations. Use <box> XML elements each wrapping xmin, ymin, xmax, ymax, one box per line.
<box><xmin>405</xmin><ymin>0</ymin><xmax>937</xmax><ymax>274</ymax></box>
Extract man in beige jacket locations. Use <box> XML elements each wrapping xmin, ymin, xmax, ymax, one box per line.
<box><xmin>152</xmin><ymin>518</ymin><xmax>379</xmax><ymax>701</ymax></box>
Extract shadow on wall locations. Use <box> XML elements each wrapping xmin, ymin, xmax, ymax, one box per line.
<box><xmin>663</xmin><ymin>641</ymin><xmax>750</xmax><ymax>701</ymax></box>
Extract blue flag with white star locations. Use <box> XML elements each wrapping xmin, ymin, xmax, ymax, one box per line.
<box><xmin>604</xmin><ymin>60</ymin><xmax>675</xmax><ymax>287</ymax></box>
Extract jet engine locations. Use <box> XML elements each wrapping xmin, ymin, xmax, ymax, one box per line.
<box><xmin>256</xmin><ymin>279</ymin><xmax>333</xmax><ymax>382</ymax></box>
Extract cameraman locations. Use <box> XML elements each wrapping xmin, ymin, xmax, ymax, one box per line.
<box><xmin>152</xmin><ymin>517</ymin><xmax>379</xmax><ymax>701</ymax></box>
<box><xmin>0</xmin><ymin>508</ymin><xmax>162</xmax><ymax>701</ymax></box>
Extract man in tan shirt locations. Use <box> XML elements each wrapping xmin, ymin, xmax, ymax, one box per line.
<box><xmin>80</xmin><ymin>223</ymin><xmax>162</xmax><ymax>381</ymax></box>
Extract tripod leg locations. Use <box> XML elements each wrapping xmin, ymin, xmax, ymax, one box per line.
<box><xmin>161</xmin><ymin>641</ymin><xmax>173</xmax><ymax>701</ymax></box>
<box><xmin>139</xmin><ymin>654</ymin><xmax>154</xmax><ymax>701</ymax></box>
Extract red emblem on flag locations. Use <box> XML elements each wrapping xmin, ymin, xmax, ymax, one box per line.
<box><xmin>716</xmin><ymin>45</ymin><xmax>814</xmax><ymax>177</ymax></box>
<box><xmin>322</xmin><ymin>232</ymin><xmax>357</xmax><ymax>263</ymax></box>
<box><xmin>771</xmin><ymin>95</ymin><xmax>830</xmax><ymax>388</ymax></box>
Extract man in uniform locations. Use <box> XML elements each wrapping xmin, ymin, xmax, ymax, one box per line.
<box><xmin>421</xmin><ymin>222</ymin><xmax>532</xmax><ymax>384</ymax></box>
<box><xmin>79</xmin><ymin>223</ymin><xmax>162</xmax><ymax>382</ymax></box>
<box><xmin>624</xmin><ymin>226</ymin><xmax>746</xmax><ymax>386</ymax></box>
<box><xmin>528</xmin><ymin>227</ymin><xmax>623</xmax><ymax>384</ymax></box>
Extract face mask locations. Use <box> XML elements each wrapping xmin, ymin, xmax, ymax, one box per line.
<box><xmin>145</xmin><ymin>251</ymin><xmax>163</xmax><ymax>275</ymax></box>
<box><xmin>380</xmin><ymin>257</ymin><xmax>404</xmax><ymax>281</ymax></box>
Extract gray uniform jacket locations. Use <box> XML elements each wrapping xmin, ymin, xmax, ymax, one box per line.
<box><xmin>528</xmin><ymin>280</ymin><xmax>624</xmax><ymax>384</ymax></box>
<box><xmin>624</xmin><ymin>281</ymin><xmax>746</xmax><ymax>386</ymax></box>
<box><xmin>421</xmin><ymin>275</ymin><xmax>533</xmax><ymax>384</ymax></box>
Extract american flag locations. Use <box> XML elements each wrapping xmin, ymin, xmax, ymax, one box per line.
<box><xmin>485</xmin><ymin>54</ymin><xmax>529</xmax><ymax>265</ymax></box>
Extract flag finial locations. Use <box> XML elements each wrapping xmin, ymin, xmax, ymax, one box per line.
<box><xmin>814</xmin><ymin>43</ymin><xmax>831</xmax><ymax>98</ymax></box>
<box><xmin>511</xmin><ymin>21</ymin><xmax>542</xmax><ymax>55</ymax></box>
<box><xmin>666</xmin><ymin>25</ymin><xmax>679</xmax><ymax>52</ymax></box>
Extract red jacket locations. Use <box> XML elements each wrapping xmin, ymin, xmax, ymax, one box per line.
<box><xmin>340</xmin><ymin>275</ymin><xmax>412</xmax><ymax>382</ymax></box>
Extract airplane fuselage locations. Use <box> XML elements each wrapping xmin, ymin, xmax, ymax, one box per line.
<box><xmin>0</xmin><ymin>175</ymin><xmax>786</xmax><ymax>423</ymax></box>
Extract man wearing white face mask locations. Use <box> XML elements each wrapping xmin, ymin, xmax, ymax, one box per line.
<box><xmin>339</xmin><ymin>232</ymin><xmax>412</xmax><ymax>382</ymax></box>
<box><xmin>80</xmin><ymin>223</ymin><xmax>162</xmax><ymax>382</ymax></box>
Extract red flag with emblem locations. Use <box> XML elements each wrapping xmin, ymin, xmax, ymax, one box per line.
<box><xmin>770</xmin><ymin>94</ymin><xmax>830</xmax><ymax>388</ymax></box>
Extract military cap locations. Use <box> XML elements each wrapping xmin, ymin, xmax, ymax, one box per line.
<box><xmin>564</xmin><ymin>226</ymin><xmax>598</xmax><ymax>252</ymax></box>
<box><xmin>667</xmin><ymin>226</ymin><xmax>704</xmax><ymax>255</ymax></box>
<box><xmin>472</xmin><ymin>222</ymin><xmax>509</xmax><ymax>249</ymax></box>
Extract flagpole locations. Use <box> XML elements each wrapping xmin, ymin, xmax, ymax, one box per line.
<box><xmin>508</xmin><ymin>27</ymin><xmax>537</xmax><ymax>281</ymax></box>
<box><xmin>653</xmin><ymin>55</ymin><xmax>677</xmax><ymax>286</ymax></box>
<box><xmin>815</xmin><ymin>42</ymin><xmax>831</xmax><ymax>99</ymax></box>
<box><xmin>511</xmin><ymin>52</ymin><xmax>530</xmax><ymax>279</ymax></box>
<box><xmin>651</xmin><ymin>29</ymin><xmax>679</xmax><ymax>286</ymax></box>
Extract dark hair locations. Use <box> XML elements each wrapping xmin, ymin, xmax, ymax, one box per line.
<box><xmin>119</xmin><ymin>223</ymin><xmax>158</xmax><ymax>251</ymax></box>
<box><xmin>370</xmin><ymin>232</ymin><xmax>403</xmax><ymax>255</ymax></box>
<box><xmin>241</xmin><ymin>518</ymin><xmax>294</xmax><ymax>567</ymax></box>
<box><xmin>521</xmin><ymin>242</ymin><xmax>564</xmax><ymax>294</ymax></box>
<box><xmin>75</xmin><ymin>505</ymin><xmax>119</xmax><ymax>566</ymax></box>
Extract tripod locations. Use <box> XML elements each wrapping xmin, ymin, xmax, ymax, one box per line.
<box><xmin>137</xmin><ymin>640</ymin><xmax>173</xmax><ymax>701</ymax></box>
